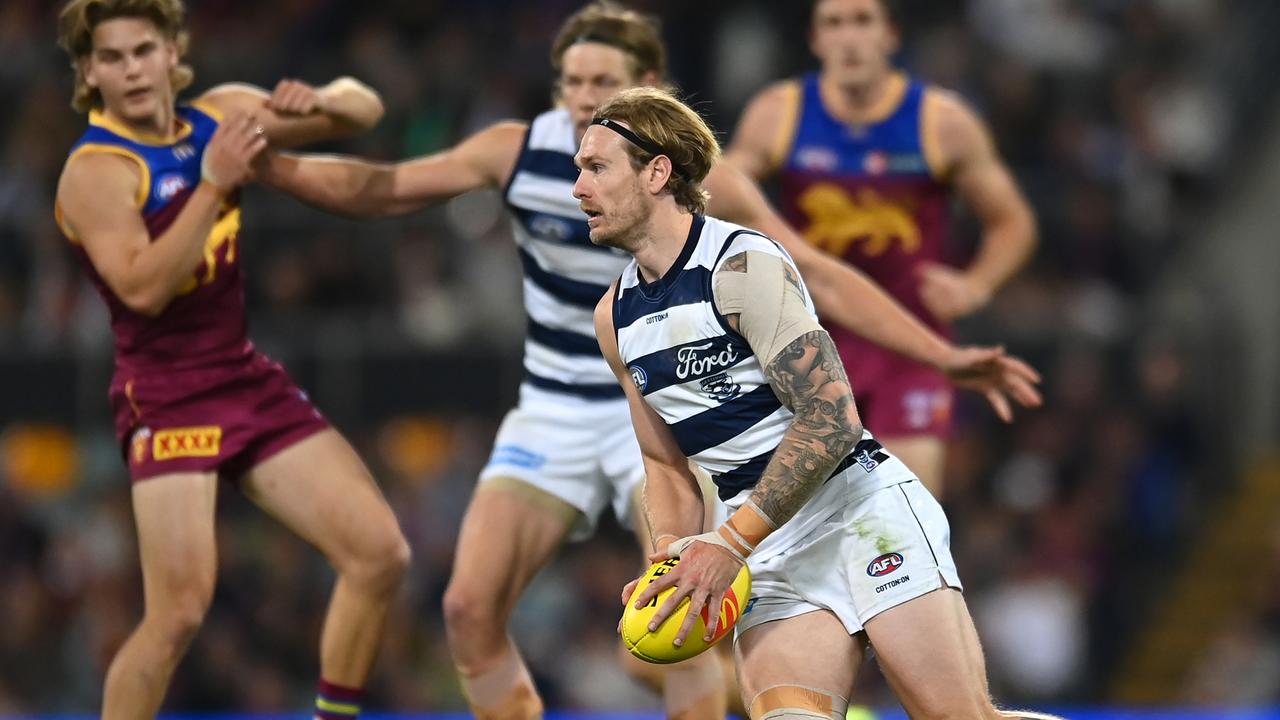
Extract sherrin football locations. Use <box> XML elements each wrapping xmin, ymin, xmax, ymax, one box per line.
<box><xmin>621</xmin><ymin>557</ymin><xmax>751</xmax><ymax>664</ymax></box>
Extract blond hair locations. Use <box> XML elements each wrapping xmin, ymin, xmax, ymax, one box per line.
<box><xmin>551</xmin><ymin>2</ymin><xmax>666</xmax><ymax>82</ymax></box>
<box><xmin>57</xmin><ymin>0</ymin><xmax>193</xmax><ymax>113</ymax></box>
<box><xmin>593</xmin><ymin>87</ymin><xmax>721</xmax><ymax>214</ymax></box>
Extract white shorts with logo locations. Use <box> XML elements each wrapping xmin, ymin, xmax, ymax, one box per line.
<box><xmin>480</xmin><ymin>383</ymin><xmax>644</xmax><ymax>541</ymax></box>
<box><xmin>736</xmin><ymin>475</ymin><xmax>962</xmax><ymax>638</ymax></box>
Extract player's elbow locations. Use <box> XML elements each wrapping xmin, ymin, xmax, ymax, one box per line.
<box><xmin>120</xmin><ymin>287</ymin><xmax>170</xmax><ymax>317</ymax></box>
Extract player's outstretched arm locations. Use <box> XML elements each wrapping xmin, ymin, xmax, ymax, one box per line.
<box><xmin>56</xmin><ymin>114</ymin><xmax>266</xmax><ymax>317</ymax></box>
<box><xmin>197</xmin><ymin>77</ymin><xmax>384</xmax><ymax>148</ymax></box>
<box><xmin>704</xmin><ymin>162</ymin><xmax>1042</xmax><ymax>421</ymax></box>
<box><xmin>256</xmin><ymin>121</ymin><xmax>526</xmax><ymax>219</ymax></box>
<box><xmin>705</xmin><ymin>161</ymin><xmax>957</xmax><ymax>366</ymax></box>
<box><xmin>917</xmin><ymin>89</ymin><xmax>1037</xmax><ymax>322</ymax></box>
<box><xmin>594</xmin><ymin>286</ymin><xmax>705</xmax><ymax>548</ymax></box>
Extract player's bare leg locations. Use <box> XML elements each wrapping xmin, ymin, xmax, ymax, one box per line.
<box><xmin>103</xmin><ymin>472</ymin><xmax>219</xmax><ymax>720</ymax></box>
<box><xmin>877</xmin><ymin>436</ymin><xmax>946</xmax><ymax>498</ymax></box>
<box><xmin>442</xmin><ymin>479</ymin><xmax>579</xmax><ymax>720</ymax></box>
<box><xmin>620</xmin><ymin>480</ymin><xmax>729</xmax><ymax>720</ymax></box>
<box><xmin>865</xmin><ymin>588</ymin><xmax>1000</xmax><ymax>720</ymax></box>
<box><xmin>241</xmin><ymin>429</ymin><xmax>411</xmax><ymax>711</ymax></box>
<box><xmin>736</xmin><ymin>610</ymin><xmax>860</xmax><ymax>719</ymax></box>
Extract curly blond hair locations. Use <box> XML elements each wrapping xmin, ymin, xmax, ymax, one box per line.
<box><xmin>57</xmin><ymin>0</ymin><xmax>193</xmax><ymax>113</ymax></box>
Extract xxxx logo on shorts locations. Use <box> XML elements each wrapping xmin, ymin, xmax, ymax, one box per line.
<box><xmin>153</xmin><ymin>426</ymin><xmax>222</xmax><ymax>460</ymax></box>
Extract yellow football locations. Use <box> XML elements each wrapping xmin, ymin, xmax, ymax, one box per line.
<box><xmin>620</xmin><ymin>557</ymin><xmax>752</xmax><ymax>664</ymax></box>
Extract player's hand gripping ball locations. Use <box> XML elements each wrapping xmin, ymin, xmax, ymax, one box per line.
<box><xmin>620</xmin><ymin>557</ymin><xmax>751</xmax><ymax>663</ymax></box>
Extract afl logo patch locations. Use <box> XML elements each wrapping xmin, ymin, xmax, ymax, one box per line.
<box><xmin>629</xmin><ymin>365</ymin><xmax>647</xmax><ymax>392</ymax></box>
<box><xmin>867</xmin><ymin>552</ymin><xmax>904</xmax><ymax>577</ymax></box>
<box><xmin>156</xmin><ymin>173</ymin><xmax>189</xmax><ymax>201</ymax></box>
<box><xmin>864</xmin><ymin>151</ymin><xmax>888</xmax><ymax>175</ymax></box>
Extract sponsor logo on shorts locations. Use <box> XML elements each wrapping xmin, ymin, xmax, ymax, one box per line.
<box><xmin>153</xmin><ymin>426</ymin><xmax>222</xmax><ymax>460</ymax></box>
<box><xmin>130</xmin><ymin>427</ymin><xmax>152</xmax><ymax>465</ymax></box>
<box><xmin>853</xmin><ymin>446</ymin><xmax>880</xmax><ymax>473</ymax></box>
<box><xmin>903</xmin><ymin>389</ymin><xmax>951</xmax><ymax>430</ymax></box>
<box><xmin>867</xmin><ymin>552</ymin><xmax>904</xmax><ymax>577</ymax></box>
<box><xmin>875</xmin><ymin>575</ymin><xmax>910</xmax><ymax>594</ymax></box>
<box><xmin>489</xmin><ymin>444</ymin><xmax>546</xmax><ymax>470</ymax></box>
<box><xmin>743</xmin><ymin>597</ymin><xmax>759</xmax><ymax>615</ymax></box>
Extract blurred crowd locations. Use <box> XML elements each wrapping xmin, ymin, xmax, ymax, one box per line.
<box><xmin>0</xmin><ymin>0</ymin><xmax>1277</xmax><ymax>713</ymax></box>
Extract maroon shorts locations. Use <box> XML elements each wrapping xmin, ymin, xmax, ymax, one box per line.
<box><xmin>835</xmin><ymin>333</ymin><xmax>954</xmax><ymax>439</ymax></box>
<box><xmin>110</xmin><ymin>352</ymin><xmax>330</xmax><ymax>482</ymax></box>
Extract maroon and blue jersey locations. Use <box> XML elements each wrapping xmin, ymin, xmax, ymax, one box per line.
<box><xmin>776</xmin><ymin>72</ymin><xmax>952</xmax><ymax>337</ymax></box>
<box><xmin>57</xmin><ymin>103</ymin><xmax>251</xmax><ymax>379</ymax></box>
<box><xmin>56</xmin><ymin>105</ymin><xmax>329</xmax><ymax>480</ymax></box>
<box><xmin>774</xmin><ymin>73</ymin><xmax>957</xmax><ymax>436</ymax></box>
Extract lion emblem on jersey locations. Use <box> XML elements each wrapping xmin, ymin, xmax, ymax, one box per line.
<box><xmin>699</xmin><ymin>373</ymin><xmax>740</xmax><ymax>402</ymax></box>
<box><xmin>798</xmin><ymin>183</ymin><xmax>921</xmax><ymax>257</ymax></box>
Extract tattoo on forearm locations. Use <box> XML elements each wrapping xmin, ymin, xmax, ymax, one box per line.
<box><xmin>750</xmin><ymin>329</ymin><xmax>861</xmax><ymax>526</ymax></box>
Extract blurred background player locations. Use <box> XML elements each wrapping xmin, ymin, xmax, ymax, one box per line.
<box><xmin>254</xmin><ymin>3</ymin><xmax>1039</xmax><ymax>718</ymax></box>
<box><xmin>53</xmin><ymin>1</ymin><xmax>409</xmax><ymax>717</ymax></box>
<box><xmin>726</xmin><ymin>0</ymin><xmax>1038</xmax><ymax>495</ymax></box>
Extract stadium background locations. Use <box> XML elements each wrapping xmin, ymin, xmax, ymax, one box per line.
<box><xmin>1</xmin><ymin>0</ymin><xmax>1279</xmax><ymax>715</ymax></box>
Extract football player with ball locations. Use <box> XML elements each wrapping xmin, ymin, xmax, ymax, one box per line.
<box><xmin>590</xmin><ymin>87</ymin><xmax>1055</xmax><ymax>720</ymax></box>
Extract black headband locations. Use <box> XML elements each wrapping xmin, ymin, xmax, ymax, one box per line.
<box><xmin>590</xmin><ymin>117</ymin><xmax>688</xmax><ymax>180</ymax></box>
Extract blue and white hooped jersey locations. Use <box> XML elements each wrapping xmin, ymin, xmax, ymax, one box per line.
<box><xmin>503</xmin><ymin>108</ymin><xmax>631</xmax><ymax>400</ymax></box>
<box><xmin>613</xmin><ymin>215</ymin><xmax>877</xmax><ymax>502</ymax></box>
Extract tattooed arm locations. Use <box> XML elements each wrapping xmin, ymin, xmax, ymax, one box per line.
<box><xmin>633</xmin><ymin>249</ymin><xmax>864</xmax><ymax>646</ymax></box>
<box><xmin>746</xmin><ymin>328</ymin><xmax>862</xmax><ymax>524</ymax></box>
<box><xmin>717</xmin><ymin>251</ymin><xmax>865</xmax><ymax>529</ymax></box>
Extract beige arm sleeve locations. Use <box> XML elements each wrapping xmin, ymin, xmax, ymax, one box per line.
<box><xmin>713</xmin><ymin>250</ymin><xmax>824</xmax><ymax>365</ymax></box>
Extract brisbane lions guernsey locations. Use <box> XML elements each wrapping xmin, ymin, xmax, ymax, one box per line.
<box><xmin>774</xmin><ymin>72</ymin><xmax>952</xmax><ymax>339</ymax></box>
<box><xmin>56</xmin><ymin>103</ymin><xmax>251</xmax><ymax>378</ymax></box>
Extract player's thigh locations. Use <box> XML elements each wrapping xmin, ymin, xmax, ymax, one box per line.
<box><xmin>239</xmin><ymin>428</ymin><xmax>405</xmax><ymax>566</ymax></box>
<box><xmin>878</xmin><ymin>435</ymin><xmax>947</xmax><ymax>496</ymax></box>
<box><xmin>131</xmin><ymin>472</ymin><xmax>220</xmax><ymax>610</ymax></box>
<box><xmin>448</xmin><ymin>478</ymin><xmax>579</xmax><ymax>612</ymax></box>
<box><xmin>735</xmin><ymin>610</ymin><xmax>862</xmax><ymax>718</ymax></box>
<box><xmin>865</xmin><ymin>588</ymin><xmax>993</xmax><ymax>718</ymax></box>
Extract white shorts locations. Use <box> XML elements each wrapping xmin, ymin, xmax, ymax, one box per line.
<box><xmin>736</xmin><ymin>478</ymin><xmax>962</xmax><ymax>637</ymax></box>
<box><xmin>480</xmin><ymin>384</ymin><xmax>644</xmax><ymax>541</ymax></box>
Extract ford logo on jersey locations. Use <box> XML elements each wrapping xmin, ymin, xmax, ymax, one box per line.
<box><xmin>867</xmin><ymin>552</ymin><xmax>904</xmax><ymax>577</ymax></box>
<box><xmin>674</xmin><ymin>341</ymin><xmax>738</xmax><ymax>380</ymax></box>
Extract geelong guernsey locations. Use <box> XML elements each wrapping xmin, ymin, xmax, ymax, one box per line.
<box><xmin>503</xmin><ymin>108</ymin><xmax>633</xmax><ymax>399</ymax></box>
<box><xmin>613</xmin><ymin>215</ymin><xmax>903</xmax><ymax>506</ymax></box>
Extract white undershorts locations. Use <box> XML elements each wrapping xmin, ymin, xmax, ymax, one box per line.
<box><xmin>736</xmin><ymin>475</ymin><xmax>962</xmax><ymax>637</ymax></box>
<box><xmin>480</xmin><ymin>383</ymin><xmax>644</xmax><ymax>541</ymax></box>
